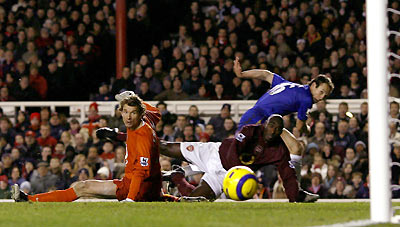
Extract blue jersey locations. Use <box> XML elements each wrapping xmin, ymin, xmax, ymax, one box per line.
<box><xmin>238</xmin><ymin>74</ymin><xmax>313</xmax><ymax>129</ymax></box>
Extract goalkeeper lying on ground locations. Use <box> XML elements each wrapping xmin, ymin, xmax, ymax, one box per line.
<box><xmin>12</xmin><ymin>93</ymin><xmax>200</xmax><ymax>202</ymax></box>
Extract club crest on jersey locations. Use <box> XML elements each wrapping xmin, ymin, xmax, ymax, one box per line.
<box><xmin>140</xmin><ymin>157</ymin><xmax>149</xmax><ymax>167</ymax></box>
<box><xmin>186</xmin><ymin>145</ymin><xmax>194</xmax><ymax>152</ymax></box>
<box><xmin>255</xmin><ymin>145</ymin><xmax>263</xmax><ymax>153</ymax></box>
<box><xmin>235</xmin><ymin>133</ymin><xmax>246</xmax><ymax>142</ymax></box>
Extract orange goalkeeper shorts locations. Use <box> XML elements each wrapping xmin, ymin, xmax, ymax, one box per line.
<box><xmin>113</xmin><ymin>177</ymin><xmax>130</xmax><ymax>201</ymax></box>
<box><xmin>113</xmin><ymin>177</ymin><xmax>163</xmax><ymax>201</ymax></box>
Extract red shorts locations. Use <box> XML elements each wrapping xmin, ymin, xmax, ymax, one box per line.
<box><xmin>113</xmin><ymin>177</ymin><xmax>162</xmax><ymax>201</ymax></box>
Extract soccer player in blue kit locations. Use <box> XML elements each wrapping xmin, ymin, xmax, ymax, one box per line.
<box><xmin>233</xmin><ymin>57</ymin><xmax>334</xmax><ymax>181</ymax></box>
<box><xmin>234</xmin><ymin>57</ymin><xmax>334</xmax><ymax>133</ymax></box>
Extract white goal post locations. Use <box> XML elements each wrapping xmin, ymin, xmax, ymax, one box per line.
<box><xmin>366</xmin><ymin>0</ymin><xmax>392</xmax><ymax>223</ymax></box>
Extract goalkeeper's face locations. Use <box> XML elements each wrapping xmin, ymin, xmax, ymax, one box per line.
<box><xmin>121</xmin><ymin>104</ymin><xmax>142</xmax><ymax>130</ymax></box>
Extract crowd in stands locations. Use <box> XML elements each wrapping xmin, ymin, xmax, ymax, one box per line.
<box><xmin>0</xmin><ymin>0</ymin><xmax>400</xmax><ymax>199</ymax></box>
<box><xmin>0</xmin><ymin>0</ymin><xmax>398</xmax><ymax>102</ymax></box>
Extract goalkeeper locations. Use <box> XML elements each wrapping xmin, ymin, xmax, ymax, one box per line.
<box><xmin>12</xmin><ymin>93</ymin><xmax>177</xmax><ymax>202</ymax></box>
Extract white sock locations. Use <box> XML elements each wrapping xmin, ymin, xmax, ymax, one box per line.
<box><xmin>289</xmin><ymin>154</ymin><xmax>302</xmax><ymax>184</ymax></box>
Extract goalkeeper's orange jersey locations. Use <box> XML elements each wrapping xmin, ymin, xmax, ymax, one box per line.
<box><xmin>123</xmin><ymin>102</ymin><xmax>162</xmax><ymax>201</ymax></box>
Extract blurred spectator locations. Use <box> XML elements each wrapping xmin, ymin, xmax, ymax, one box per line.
<box><xmin>49</xmin><ymin>112</ymin><xmax>65</xmax><ymax>140</ymax></box>
<box><xmin>92</xmin><ymin>83</ymin><xmax>113</xmax><ymax>101</ymax></box>
<box><xmin>108</xmin><ymin>106</ymin><xmax>126</xmax><ymax>132</ymax></box>
<box><xmin>156</xmin><ymin>102</ymin><xmax>177</xmax><ymax>126</ymax></box>
<box><xmin>74</xmin><ymin>132</ymin><xmax>88</xmax><ymax>156</ymax></box>
<box><xmin>37</xmin><ymin>124</ymin><xmax>57</xmax><ymax>149</ymax></box>
<box><xmin>100</xmin><ymin>141</ymin><xmax>115</xmax><ymax>161</ymax></box>
<box><xmin>310</xmin><ymin>153</ymin><xmax>328</xmax><ymax>180</ymax></box>
<box><xmin>187</xmin><ymin>105</ymin><xmax>205</xmax><ymax>127</ymax></box>
<box><xmin>215</xmin><ymin>117</ymin><xmax>237</xmax><ymax>141</ymax></box>
<box><xmin>15</xmin><ymin>110</ymin><xmax>29</xmax><ymax>133</ymax></box>
<box><xmin>24</xmin><ymin>130</ymin><xmax>41</xmax><ymax>160</ymax></box>
<box><xmin>309</xmin><ymin>100</ymin><xmax>332</xmax><ymax>123</ymax></box>
<box><xmin>342</xmin><ymin>148</ymin><xmax>360</xmax><ymax>172</ymax></box>
<box><xmin>236</xmin><ymin>80</ymin><xmax>256</xmax><ymax>100</ymax></box>
<box><xmin>173</xmin><ymin>115</ymin><xmax>187</xmax><ymax>139</ymax></box>
<box><xmin>29</xmin><ymin>112</ymin><xmax>41</xmax><ymax>134</ymax></box>
<box><xmin>183</xmin><ymin>125</ymin><xmax>196</xmax><ymax>142</ymax></box>
<box><xmin>351</xmin><ymin>172</ymin><xmax>365</xmax><ymax>199</ymax></box>
<box><xmin>40</xmin><ymin>108</ymin><xmax>51</xmax><ymax>125</ymax></box>
<box><xmin>355</xmin><ymin>174</ymin><xmax>370</xmax><ymax>198</ymax></box>
<box><xmin>160</xmin><ymin>124</ymin><xmax>175</xmax><ymax>142</ymax></box>
<box><xmin>205</xmin><ymin>124</ymin><xmax>218</xmax><ymax>142</ymax></box>
<box><xmin>30</xmin><ymin>162</ymin><xmax>58</xmax><ymax>194</ymax></box>
<box><xmin>2</xmin><ymin>154</ymin><xmax>13</xmax><ymax>177</ymax></box>
<box><xmin>208</xmin><ymin>103</ymin><xmax>231</xmax><ymax>132</ymax></box>
<box><xmin>81</xmin><ymin>102</ymin><xmax>101</xmax><ymax>136</ymax></box>
<box><xmin>78</xmin><ymin>168</ymin><xmax>90</xmax><ymax>181</ymax></box>
<box><xmin>308</xmin><ymin>122</ymin><xmax>326</xmax><ymax>149</ymax></box>
<box><xmin>0</xmin><ymin>117</ymin><xmax>16</xmax><ymax>144</ymax></box>
<box><xmin>53</xmin><ymin>143</ymin><xmax>66</xmax><ymax>160</ymax></box>
<box><xmin>328</xmin><ymin>177</ymin><xmax>350</xmax><ymax>199</ymax></box>
<box><xmin>0</xmin><ymin>176</ymin><xmax>11</xmax><ymax>199</ymax></box>
<box><xmin>111</xmin><ymin>66</ymin><xmax>135</xmax><ymax>95</ymax></box>
<box><xmin>307</xmin><ymin>172</ymin><xmax>326</xmax><ymax>198</ymax></box>
<box><xmin>154</xmin><ymin>76</ymin><xmax>189</xmax><ymax>100</ymax></box>
<box><xmin>13</xmin><ymin>76</ymin><xmax>40</xmax><ymax>101</ymax></box>
<box><xmin>323</xmin><ymin>164</ymin><xmax>338</xmax><ymax>190</ymax></box>
<box><xmin>112</xmin><ymin>146</ymin><xmax>125</xmax><ymax>178</ymax></box>
<box><xmin>29</xmin><ymin>66</ymin><xmax>47</xmax><ymax>100</ymax></box>
<box><xmin>72</xmin><ymin>154</ymin><xmax>93</xmax><ymax>179</ymax></box>
<box><xmin>138</xmin><ymin>80</ymin><xmax>156</xmax><ymax>101</ymax></box>
<box><xmin>8</xmin><ymin>166</ymin><xmax>26</xmax><ymax>186</ymax></box>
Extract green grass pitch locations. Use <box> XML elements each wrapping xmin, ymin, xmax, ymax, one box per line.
<box><xmin>0</xmin><ymin>202</ymin><xmax>399</xmax><ymax>227</ymax></box>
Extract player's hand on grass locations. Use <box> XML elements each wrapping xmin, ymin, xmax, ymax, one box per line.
<box><xmin>96</xmin><ymin>127</ymin><xmax>118</xmax><ymax>140</ymax></box>
<box><xmin>234</xmin><ymin>57</ymin><xmax>243</xmax><ymax>78</ymax></box>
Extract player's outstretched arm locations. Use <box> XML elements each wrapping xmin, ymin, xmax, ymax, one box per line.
<box><xmin>295</xmin><ymin>119</ymin><xmax>310</xmax><ymax>136</ymax></box>
<box><xmin>233</xmin><ymin>57</ymin><xmax>274</xmax><ymax>83</ymax></box>
<box><xmin>96</xmin><ymin>127</ymin><xmax>127</xmax><ymax>141</ymax></box>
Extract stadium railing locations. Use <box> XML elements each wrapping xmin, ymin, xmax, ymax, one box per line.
<box><xmin>0</xmin><ymin>99</ymin><xmax>386</xmax><ymax>124</ymax></box>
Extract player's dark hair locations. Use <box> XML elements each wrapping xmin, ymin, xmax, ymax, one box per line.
<box><xmin>118</xmin><ymin>94</ymin><xmax>146</xmax><ymax>117</ymax></box>
<box><xmin>309</xmin><ymin>74</ymin><xmax>334</xmax><ymax>93</ymax></box>
<box><xmin>267</xmin><ymin>114</ymin><xmax>284</xmax><ymax>130</ymax></box>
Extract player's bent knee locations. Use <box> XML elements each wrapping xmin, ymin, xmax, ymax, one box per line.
<box><xmin>71</xmin><ymin>181</ymin><xmax>89</xmax><ymax>197</ymax></box>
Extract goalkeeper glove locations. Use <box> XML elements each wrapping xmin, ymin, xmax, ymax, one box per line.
<box><xmin>115</xmin><ymin>91</ymin><xmax>135</xmax><ymax>101</ymax></box>
<box><xmin>96</xmin><ymin>127</ymin><xmax>118</xmax><ymax>140</ymax></box>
